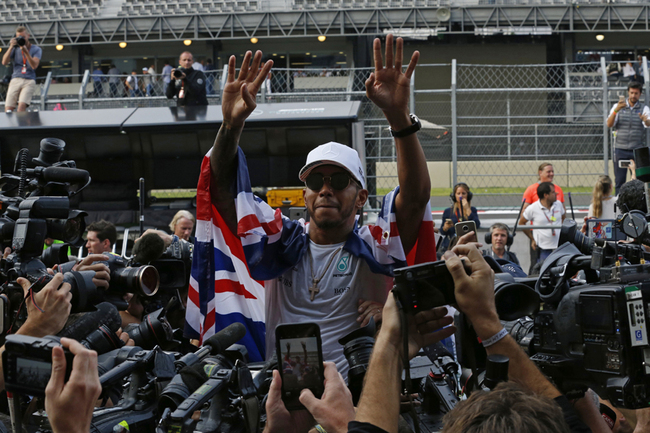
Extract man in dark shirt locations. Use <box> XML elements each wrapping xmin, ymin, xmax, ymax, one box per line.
<box><xmin>165</xmin><ymin>51</ymin><xmax>208</xmax><ymax>106</ymax></box>
<box><xmin>485</xmin><ymin>223</ymin><xmax>520</xmax><ymax>266</ymax></box>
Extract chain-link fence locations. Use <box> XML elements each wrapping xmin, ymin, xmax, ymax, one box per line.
<box><xmin>2</xmin><ymin>59</ymin><xmax>648</xmax><ymax>210</ymax></box>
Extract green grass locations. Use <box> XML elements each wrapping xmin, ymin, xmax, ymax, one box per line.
<box><xmin>376</xmin><ymin>187</ymin><xmax>593</xmax><ymax>196</ymax></box>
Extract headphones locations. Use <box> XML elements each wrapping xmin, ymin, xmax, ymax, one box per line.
<box><xmin>484</xmin><ymin>223</ymin><xmax>514</xmax><ymax>247</ymax></box>
<box><xmin>450</xmin><ymin>183</ymin><xmax>473</xmax><ymax>203</ymax></box>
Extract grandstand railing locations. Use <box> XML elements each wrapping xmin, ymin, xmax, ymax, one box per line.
<box><xmin>1</xmin><ymin>58</ymin><xmax>648</xmax><ymax>209</ymax></box>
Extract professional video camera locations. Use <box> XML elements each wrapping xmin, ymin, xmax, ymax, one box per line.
<box><xmin>503</xmin><ymin>215</ymin><xmax>650</xmax><ymax>409</ymax></box>
<box><xmin>0</xmin><ymin>139</ymin><xmax>159</xmax><ymax>333</ymax></box>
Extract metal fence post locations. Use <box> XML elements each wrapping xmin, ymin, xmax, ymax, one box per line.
<box><xmin>220</xmin><ymin>65</ymin><xmax>228</xmax><ymax>100</ymax></box>
<box><xmin>451</xmin><ymin>59</ymin><xmax>457</xmax><ymax>187</ymax></box>
<box><xmin>40</xmin><ymin>71</ymin><xmax>52</xmax><ymax>111</ymax></box>
<box><xmin>506</xmin><ymin>96</ymin><xmax>511</xmax><ymax>159</ymax></box>
<box><xmin>641</xmin><ymin>56</ymin><xmax>650</xmax><ymax>145</ymax></box>
<box><xmin>79</xmin><ymin>69</ymin><xmax>90</xmax><ymax>110</ymax></box>
<box><xmin>601</xmin><ymin>56</ymin><xmax>609</xmax><ymax>176</ymax></box>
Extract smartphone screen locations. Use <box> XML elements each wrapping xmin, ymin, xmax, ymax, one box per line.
<box><xmin>587</xmin><ymin>219</ymin><xmax>626</xmax><ymax>241</ymax></box>
<box><xmin>618</xmin><ymin>160</ymin><xmax>631</xmax><ymax>169</ymax></box>
<box><xmin>275</xmin><ymin>323</ymin><xmax>325</xmax><ymax>410</ymax></box>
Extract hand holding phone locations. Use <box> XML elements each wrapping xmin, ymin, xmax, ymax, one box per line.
<box><xmin>455</xmin><ymin>220</ymin><xmax>478</xmax><ymax>243</ymax></box>
<box><xmin>276</xmin><ymin>323</ymin><xmax>325</xmax><ymax>410</ymax></box>
<box><xmin>619</xmin><ymin>159</ymin><xmax>632</xmax><ymax>169</ymax></box>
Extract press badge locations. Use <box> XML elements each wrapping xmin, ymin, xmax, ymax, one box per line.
<box><xmin>21</xmin><ymin>66</ymin><xmax>26</xmax><ymax>74</ymax></box>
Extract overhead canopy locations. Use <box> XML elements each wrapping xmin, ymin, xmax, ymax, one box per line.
<box><xmin>0</xmin><ymin>101</ymin><xmax>361</xmax><ymax>133</ymax></box>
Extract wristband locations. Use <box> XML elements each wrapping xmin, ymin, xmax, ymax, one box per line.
<box><xmin>481</xmin><ymin>327</ymin><xmax>508</xmax><ymax>347</ymax></box>
<box><xmin>315</xmin><ymin>425</ymin><xmax>327</xmax><ymax>433</ymax></box>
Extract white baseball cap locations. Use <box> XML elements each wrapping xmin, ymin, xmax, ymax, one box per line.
<box><xmin>299</xmin><ymin>142</ymin><xmax>365</xmax><ymax>189</ymax></box>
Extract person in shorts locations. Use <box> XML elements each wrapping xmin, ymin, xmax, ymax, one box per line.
<box><xmin>2</xmin><ymin>26</ymin><xmax>42</xmax><ymax>112</ymax></box>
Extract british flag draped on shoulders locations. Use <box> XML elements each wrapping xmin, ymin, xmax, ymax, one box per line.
<box><xmin>184</xmin><ymin>39</ymin><xmax>436</xmax><ymax>374</ymax></box>
<box><xmin>185</xmin><ymin>144</ymin><xmax>436</xmax><ymax>366</ymax></box>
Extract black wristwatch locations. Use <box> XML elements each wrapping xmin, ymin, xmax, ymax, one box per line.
<box><xmin>389</xmin><ymin>114</ymin><xmax>422</xmax><ymax>138</ymax></box>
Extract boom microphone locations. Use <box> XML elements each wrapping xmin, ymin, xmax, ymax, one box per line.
<box><xmin>132</xmin><ymin>232</ymin><xmax>166</xmax><ymax>264</ymax></box>
<box><xmin>202</xmin><ymin>322</ymin><xmax>247</xmax><ymax>355</ymax></box>
<box><xmin>39</xmin><ymin>166</ymin><xmax>90</xmax><ymax>185</ymax></box>
<box><xmin>174</xmin><ymin>322</ymin><xmax>247</xmax><ymax>371</ymax></box>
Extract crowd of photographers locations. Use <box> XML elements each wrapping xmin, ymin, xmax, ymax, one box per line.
<box><xmin>3</xmin><ymin>34</ymin><xmax>650</xmax><ymax>433</ymax></box>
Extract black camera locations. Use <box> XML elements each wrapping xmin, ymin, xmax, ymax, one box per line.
<box><xmin>173</xmin><ymin>68</ymin><xmax>185</xmax><ymax>79</ymax></box>
<box><xmin>3</xmin><ymin>334</ymin><xmax>73</xmax><ymax>397</ymax></box>
<box><xmin>393</xmin><ymin>260</ymin><xmax>461</xmax><ymax>313</ymax></box>
<box><xmin>506</xmin><ymin>214</ymin><xmax>650</xmax><ymax>409</ymax></box>
<box><xmin>15</xmin><ymin>36</ymin><xmax>26</xmax><ymax>47</ymax></box>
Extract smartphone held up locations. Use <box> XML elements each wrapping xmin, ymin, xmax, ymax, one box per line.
<box><xmin>275</xmin><ymin>323</ymin><xmax>325</xmax><ymax>410</ymax></box>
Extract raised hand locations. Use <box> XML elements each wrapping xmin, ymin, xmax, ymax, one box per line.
<box><xmin>222</xmin><ymin>50</ymin><xmax>273</xmax><ymax>129</ymax></box>
<box><xmin>365</xmin><ymin>34</ymin><xmax>419</xmax><ymax>121</ymax></box>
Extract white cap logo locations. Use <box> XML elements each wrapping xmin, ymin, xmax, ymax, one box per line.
<box><xmin>321</xmin><ymin>143</ymin><xmax>340</xmax><ymax>157</ymax></box>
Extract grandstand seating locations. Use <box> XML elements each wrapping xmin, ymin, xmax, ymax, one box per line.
<box><xmin>116</xmin><ymin>0</ymin><xmax>259</xmax><ymax>16</ymax></box>
<box><xmin>0</xmin><ymin>0</ymin><xmax>646</xmax><ymax>21</ymax></box>
<box><xmin>0</xmin><ymin>0</ymin><xmax>102</xmax><ymax>21</ymax></box>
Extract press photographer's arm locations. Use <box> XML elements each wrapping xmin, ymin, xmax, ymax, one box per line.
<box><xmin>45</xmin><ymin>337</ymin><xmax>101</xmax><ymax>433</ymax></box>
<box><xmin>0</xmin><ymin>273</ymin><xmax>72</xmax><ymax>391</ymax></box>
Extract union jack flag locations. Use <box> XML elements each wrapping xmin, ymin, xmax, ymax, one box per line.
<box><xmin>185</xmin><ymin>147</ymin><xmax>436</xmax><ymax>361</ymax></box>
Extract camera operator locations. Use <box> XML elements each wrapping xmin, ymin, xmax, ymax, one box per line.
<box><xmin>45</xmin><ymin>337</ymin><xmax>101</xmax><ymax>433</ymax></box>
<box><xmin>1</xmin><ymin>26</ymin><xmax>42</xmax><ymax>113</ymax></box>
<box><xmin>165</xmin><ymin>51</ymin><xmax>208</xmax><ymax>107</ymax></box>
<box><xmin>169</xmin><ymin>210</ymin><xmax>195</xmax><ymax>242</ymax></box>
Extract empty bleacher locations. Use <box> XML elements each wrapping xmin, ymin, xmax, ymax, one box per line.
<box><xmin>116</xmin><ymin>0</ymin><xmax>259</xmax><ymax>16</ymax></box>
<box><xmin>0</xmin><ymin>0</ymin><xmax>103</xmax><ymax>21</ymax></box>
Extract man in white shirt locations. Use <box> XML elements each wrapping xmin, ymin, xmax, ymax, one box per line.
<box><xmin>519</xmin><ymin>182</ymin><xmax>565</xmax><ymax>265</ymax></box>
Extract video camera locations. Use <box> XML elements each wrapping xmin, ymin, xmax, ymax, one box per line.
<box><xmin>0</xmin><ymin>139</ymin><xmax>159</xmax><ymax>333</ymax></box>
<box><xmin>503</xmin><ymin>148</ymin><xmax>650</xmax><ymax>408</ymax></box>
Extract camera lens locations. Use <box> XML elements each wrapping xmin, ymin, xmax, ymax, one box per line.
<box><xmin>16</xmin><ymin>36</ymin><xmax>26</xmax><ymax>47</ymax></box>
<box><xmin>173</xmin><ymin>69</ymin><xmax>183</xmax><ymax>79</ymax></box>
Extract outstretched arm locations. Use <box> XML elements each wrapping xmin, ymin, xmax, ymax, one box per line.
<box><xmin>210</xmin><ymin>51</ymin><xmax>273</xmax><ymax>235</ymax></box>
<box><xmin>366</xmin><ymin>34</ymin><xmax>430</xmax><ymax>255</ymax></box>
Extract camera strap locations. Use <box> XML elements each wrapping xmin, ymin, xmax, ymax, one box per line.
<box><xmin>179</xmin><ymin>81</ymin><xmax>185</xmax><ymax>100</ymax></box>
<box><xmin>20</xmin><ymin>47</ymin><xmax>27</xmax><ymax>74</ymax></box>
<box><xmin>392</xmin><ymin>290</ymin><xmax>421</xmax><ymax>433</ymax></box>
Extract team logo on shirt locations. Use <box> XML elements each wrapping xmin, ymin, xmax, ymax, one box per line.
<box><xmin>336</xmin><ymin>255</ymin><xmax>349</xmax><ymax>272</ymax></box>
<box><xmin>197</xmin><ymin>78</ymin><xmax>204</xmax><ymax>84</ymax></box>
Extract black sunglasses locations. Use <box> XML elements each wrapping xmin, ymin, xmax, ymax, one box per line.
<box><xmin>305</xmin><ymin>172</ymin><xmax>358</xmax><ymax>191</ymax></box>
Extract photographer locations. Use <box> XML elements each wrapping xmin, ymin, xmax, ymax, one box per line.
<box><xmin>1</xmin><ymin>26</ymin><xmax>42</xmax><ymax>113</ymax></box>
<box><xmin>165</xmin><ymin>51</ymin><xmax>208</xmax><ymax>107</ymax></box>
<box><xmin>85</xmin><ymin>220</ymin><xmax>116</xmax><ymax>255</ymax></box>
<box><xmin>0</xmin><ymin>273</ymin><xmax>72</xmax><ymax>391</ymax></box>
<box><xmin>45</xmin><ymin>337</ymin><xmax>101</xmax><ymax>433</ymax></box>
